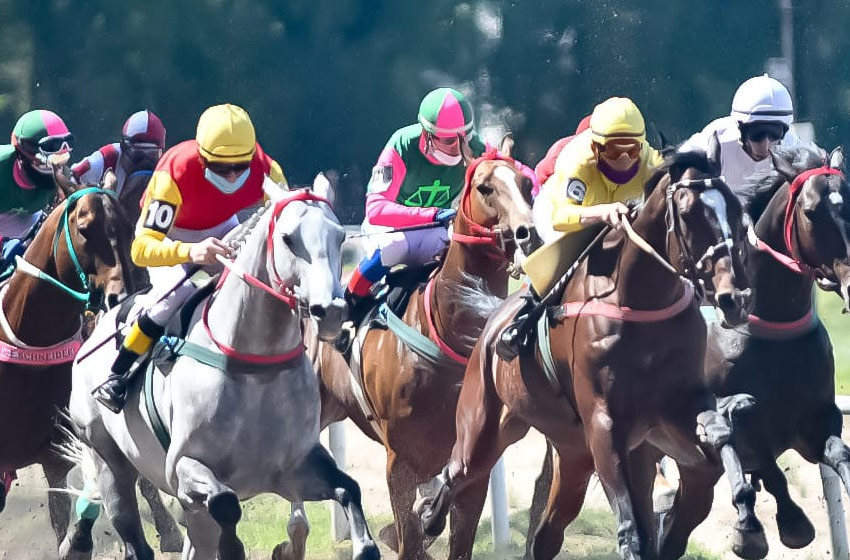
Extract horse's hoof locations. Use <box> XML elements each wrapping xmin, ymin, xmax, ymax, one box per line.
<box><xmin>732</xmin><ymin>524</ymin><xmax>769</xmax><ymax>560</ymax></box>
<box><xmin>377</xmin><ymin>522</ymin><xmax>398</xmax><ymax>552</ymax></box>
<box><xmin>353</xmin><ymin>541</ymin><xmax>381</xmax><ymax>560</ymax></box>
<box><xmin>419</xmin><ymin>493</ymin><xmax>448</xmax><ymax>538</ymax></box>
<box><xmin>777</xmin><ymin>506</ymin><xmax>815</xmax><ymax>549</ymax></box>
<box><xmin>58</xmin><ymin>533</ymin><xmax>93</xmax><ymax>560</ymax></box>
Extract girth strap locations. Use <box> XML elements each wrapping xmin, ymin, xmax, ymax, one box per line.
<box><xmin>380</xmin><ymin>304</ymin><xmax>464</xmax><ymax>371</ymax></box>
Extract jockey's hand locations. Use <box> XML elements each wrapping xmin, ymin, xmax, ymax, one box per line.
<box><xmin>582</xmin><ymin>202</ymin><xmax>629</xmax><ymax>228</ymax></box>
<box><xmin>189</xmin><ymin>237</ymin><xmax>232</xmax><ymax>265</ymax></box>
<box><xmin>434</xmin><ymin>208</ymin><xmax>457</xmax><ymax>226</ymax></box>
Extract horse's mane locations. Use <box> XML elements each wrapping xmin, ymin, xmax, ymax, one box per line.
<box><xmin>225</xmin><ymin>200</ymin><xmax>273</xmax><ymax>255</ymax></box>
<box><xmin>643</xmin><ymin>148</ymin><xmax>719</xmax><ymax>197</ymax></box>
<box><xmin>740</xmin><ymin>146</ymin><xmax>824</xmax><ymax>222</ymax></box>
<box><xmin>443</xmin><ymin>271</ymin><xmax>502</xmax><ymax>350</ymax></box>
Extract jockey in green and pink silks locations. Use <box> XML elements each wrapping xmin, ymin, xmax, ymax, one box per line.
<box><xmin>343</xmin><ymin>87</ymin><xmax>537</xmax><ymax>326</ymax></box>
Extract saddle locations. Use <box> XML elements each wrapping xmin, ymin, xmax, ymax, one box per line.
<box><xmin>369</xmin><ymin>261</ymin><xmax>440</xmax><ymax>329</ymax></box>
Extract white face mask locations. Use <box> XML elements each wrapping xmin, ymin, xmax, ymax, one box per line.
<box><xmin>204</xmin><ymin>167</ymin><xmax>251</xmax><ymax>193</ymax></box>
<box><xmin>430</xmin><ymin>149</ymin><xmax>462</xmax><ymax>166</ymax></box>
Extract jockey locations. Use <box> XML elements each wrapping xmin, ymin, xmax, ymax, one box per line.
<box><xmin>71</xmin><ymin>110</ymin><xmax>166</xmax><ymax>196</ymax></box>
<box><xmin>533</xmin><ymin>97</ymin><xmax>663</xmax><ymax>243</ymax></box>
<box><xmin>342</xmin><ymin>87</ymin><xmax>486</xmax><ymax>327</ymax></box>
<box><xmin>679</xmin><ymin>74</ymin><xmax>812</xmax><ymax>195</ymax></box>
<box><xmin>94</xmin><ymin>103</ymin><xmax>286</xmax><ymax>413</ymax></box>
<box><xmin>0</xmin><ymin>110</ymin><xmax>74</xmax><ymax>272</ymax></box>
<box><xmin>499</xmin><ymin>98</ymin><xmax>662</xmax><ymax>358</ymax></box>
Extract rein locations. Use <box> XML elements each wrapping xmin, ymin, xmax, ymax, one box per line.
<box><xmin>15</xmin><ymin>187</ymin><xmax>118</xmax><ymax>307</ymax></box>
<box><xmin>200</xmin><ymin>190</ymin><xmax>329</xmax><ymax>366</ymax></box>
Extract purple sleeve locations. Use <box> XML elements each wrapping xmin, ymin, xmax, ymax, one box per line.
<box><xmin>364</xmin><ymin>147</ymin><xmax>438</xmax><ymax>227</ymax></box>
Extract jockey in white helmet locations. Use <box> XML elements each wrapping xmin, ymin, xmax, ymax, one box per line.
<box><xmin>680</xmin><ymin>74</ymin><xmax>815</xmax><ymax>197</ymax></box>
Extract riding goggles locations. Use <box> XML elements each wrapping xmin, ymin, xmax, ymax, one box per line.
<box><xmin>595</xmin><ymin>140</ymin><xmax>642</xmax><ymax>160</ymax></box>
<box><xmin>742</xmin><ymin>123</ymin><xmax>785</xmax><ymax>143</ymax></box>
<box><xmin>37</xmin><ymin>133</ymin><xmax>74</xmax><ymax>155</ymax></box>
<box><xmin>205</xmin><ymin>160</ymin><xmax>251</xmax><ymax>175</ymax></box>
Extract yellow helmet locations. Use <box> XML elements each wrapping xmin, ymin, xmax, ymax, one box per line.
<box><xmin>196</xmin><ymin>104</ymin><xmax>256</xmax><ymax>163</ymax></box>
<box><xmin>590</xmin><ymin>97</ymin><xmax>646</xmax><ymax>145</ymax></box>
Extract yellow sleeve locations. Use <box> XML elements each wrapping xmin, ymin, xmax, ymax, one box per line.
<box><xmin>269</xmin><ymin>159</ymin><xmax>285</xmax><ymax>185</ymax></box>
<box><xmin>545</xmin><ymin>165</ymin><xmax>590</xmax><ymax>234</ymax></box>
<box><xmin>131</xmin><ymin>171</ymin><xmax>192</xmax><ymax>267</ymax></box>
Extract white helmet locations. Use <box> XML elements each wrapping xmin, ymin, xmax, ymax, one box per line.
<box><xmin>730</xmin><ymin>74</ymin><xmax>793</xmax><ymax>126</ymax></box>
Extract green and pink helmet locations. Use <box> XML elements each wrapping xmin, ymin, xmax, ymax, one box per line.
<box><xmin>418</xmin><ymin>88</ymin><xmax>474</xmax><ymax>139</ymax></box>
<box><xmin>11</xmin><ymin>109</ymin><xmax>73</xmax><ymax>159</ymax></box>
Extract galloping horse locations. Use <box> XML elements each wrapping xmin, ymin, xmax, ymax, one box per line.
<box><xmin>420</xmin><ymin>148</ymin><xmax>761</xmax><ymax>560</ymax></box>
<box><xmin>704</xmin><ymin>146</ymin><xmax>850</xmax><ymax>554</ymax></box>
<box><xmin>0</xmin><ymin>178</ymin><xmax>134</xmax><ymax>555</ymax></box>
<box><xmin>66</xmin><ymin>181</ymin><xmax>379</xmax><ymax>560</ymax></box>
<box><xmin>306</xmin><ymin>140</ymin><xmax>539</xmax><ymax>560</ymax></box>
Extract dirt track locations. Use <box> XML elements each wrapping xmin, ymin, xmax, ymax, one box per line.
<box><xmin>1</xmin><ymin>418</ymin><xmax>849</xmax><ymax>559</ymax></box>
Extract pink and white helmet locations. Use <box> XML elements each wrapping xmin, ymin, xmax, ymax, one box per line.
<box><xmin>122</xmin><ymin>110</ymin><xmax>166</xmax><ymax>148</ymax></box>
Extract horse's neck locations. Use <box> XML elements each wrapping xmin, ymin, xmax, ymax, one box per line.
<box><xmin>204</xmin><ymin>215</ymin><xmax>302</xmax><ymax>356</ymax></box>
<box><xmin>751</xmin><ymin>194</ymin><xmax>814</xmax><ymax>320</ymax></box>
<box><xmin>615</xmin><ymin>193</ymin><xmax>686</xmax><ymax>309</ymax></box>
<box><xmin>423</xmin><ymin>236</ymin><xmax>507</xmax><ymax>357</ymax></box>
<box><xmin>2</xmin><ymin>221</ymin><xmax>83</xmax><ymax>345</ymax></box>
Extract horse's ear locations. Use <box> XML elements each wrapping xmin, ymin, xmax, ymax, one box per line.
<box><xmin>829</xmin><ymin>147</ymin><xmax>845</xmax><ymax>172</ymax></box>
<box><xmin>706</xmin><ymin>131</ymin><xmax>721</xmax><ymax>173</ymax></box>
<box><xmin>499</xmin><ymin>133</ymin><xmax>515</xmax><ymax>158</ymax></box>
<box><xmin>460</xmin><ymin>134</ymin><xmax>475</xmax><ymax>167</ymax></box>
<box><xmin>263</xmin><ymin>175</ymin><xmax>288</xmax><ymax>201</ymax></box>
<box><xmin>312</xmin><ymin>172</ymin><xmax>336</xmax><ymax>207</ymax></box>
<box><xmin>769</xmin><ymin>148</ymin><xmax>798</xmax><ymax>182</ymax></box>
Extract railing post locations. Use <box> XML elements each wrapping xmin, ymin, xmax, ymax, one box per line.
<box><xmin>329</xmin><ymin>421</ymin><xmax>350</xmax><ymax>541</ymax></box>
<box><xmin>489</xmin><ymin>457</ymin><xmax>510</xmax><ymax>551</ymax></box>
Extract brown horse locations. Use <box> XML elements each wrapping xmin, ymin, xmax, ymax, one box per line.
<box><xmin>703</xmin><ymin>146</ymin><xmax>850</xmax><ymax>555</ymax></box>
<box><xmin>308</xmin><ymin>139</ymin><xmax>540</xmax><ymax>560</ymax></box>
<box><xmin>0</xmin><ymin>178</ymin><xmax>135</xmax><ymax>555</ymax></box>
<box><xmin>420</xmin><ymin>148</ymin><xmax>762</xmax><ymax>560</ymax></box>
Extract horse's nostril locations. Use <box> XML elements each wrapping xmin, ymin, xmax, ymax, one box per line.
<box><xmin>515</xmin><ymin>225</ymin><xmax>530</xmax><ymax>241</ymax></box>
<box><xmin>309</xmin><ymin>304</ymin><xmax>327</xmax><ymax>319</ymax></box>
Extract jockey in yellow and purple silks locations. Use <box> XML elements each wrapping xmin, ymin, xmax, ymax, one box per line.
<box><xmin>343</xmin><ymin>88</ymin><xmax>487</xmax><ymax>324</ymax></box>
<box><xmin>94</xmin><ymin>103</ymin><xmax>285</xmax><ymax>413</ymax></box>
<box><xmin>534</xmin><ymin>97</ymin><xmax>663</xmax><ymax>242</ymax></box>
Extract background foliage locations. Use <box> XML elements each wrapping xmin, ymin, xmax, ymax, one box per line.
<box><xmin>2</xmin><ymin>1</ymin><xmax>846</xmax><ymax>223</ymax></box>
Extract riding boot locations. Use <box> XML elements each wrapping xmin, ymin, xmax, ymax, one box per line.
<box><xmin>94</xmin><ymin>315</ymin><xmax>164</xmax><ymax>413</ymax></box>
<box><xmin>332</xmin><ymin>290</ymin><xmax>375</xmax><ymax>353</ymax></box>
<box><xmin>495</xmin><ymin>292</ymin><xmax>538</xmax><ymax>361</ymax></box>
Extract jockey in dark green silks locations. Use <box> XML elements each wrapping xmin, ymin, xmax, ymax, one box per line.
<box><xmin>0</xmin><ymin>110</ymin><xmax>74</xmax><ymax>278</ymax></box>
<box><xmin>340</xmin><ymin>88</ymin><xmax>486</xmax><ymax>330</ymax></box>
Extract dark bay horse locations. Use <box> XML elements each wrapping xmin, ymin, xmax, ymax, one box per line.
<box><xmin>308</xmin><ymin>140</ymin><xmax>540</xmax><ymax>559</ymax></box>
<box><xmin>420</xmin><ymin>148</ymin><xmax>762</xmax><ymax>560</ymax></box>
<box><xmin>704</xmin><ymin>146</ymin><xmax>850</xmax><ymax>555</ymax></box>
<box><xmin>0</xmin><ymin>182</ymin><xmax>134</xmax><ymax>555</ymax></box>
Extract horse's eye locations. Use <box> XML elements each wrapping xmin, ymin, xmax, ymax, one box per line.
<box><xmin>477</xmin><ymin>184</ymin><xmax>494</xmax><ymax>196</ymax></box>
<box><xmin>281</xmin><ymin>234</ymin><xmax>293</xmax><ymax>248</ymax></box>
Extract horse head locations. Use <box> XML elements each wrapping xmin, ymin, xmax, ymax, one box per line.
<box><xmin>265</xmin><ymin>176</ymin><xmax>347</xmax><ymax>341</ymax></box>
<box><xmin>771</xmin><ymin>146</ymin><xmax>850</xmax><ymax>311</ymax></box>
<box><xmin>56</xmin><ymin>189</ymin><xmax>134</xmax><ymax>310</ymax></box>
<box><xmin>654</xmin><ymin>146</ymin><xmax>752</xmax><ymax>326</ymax></box>
<box><xmin>456</xmin><ymin>135</ymin><xmax>541</xmax><ymax>265</ymax></box>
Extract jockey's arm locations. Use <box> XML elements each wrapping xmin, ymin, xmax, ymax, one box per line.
<box><xmin>131</xmin><ymin>171</ymin><xmax>189</xmax><ymax>267</ymax></box>
<box><xmin>364</xmin><ymin>147</ymin><xmax>439</xmax><ymax>228</ymax></box>
<box><xmin>70</xmin><ymin>144</ymin><xmax>120</xmax><ymax>186</ymax></box>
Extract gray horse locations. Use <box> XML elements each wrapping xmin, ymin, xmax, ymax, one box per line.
<box><xmin>64</xmin><ymin>179</ymin><xmax>380</xmax><ymax>560</ymax></box>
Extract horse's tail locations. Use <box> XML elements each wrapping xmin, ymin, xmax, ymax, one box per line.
<box><xmin>51</xmin><ymin>408</ymin><xmax>102</xmax><ymax>513</ymax></box>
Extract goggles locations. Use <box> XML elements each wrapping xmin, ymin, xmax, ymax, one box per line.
<box><xmin>205</xmin><ymin>160</ymin><xmax>251</xmax><ymax>175</ymax></box>
<box><xmin>742</xmin><ymin>123</ymin><xmax>785</xmax><ymax>143</ymax></box>
<box><xmin>595</xmin><ymin>140</ymin><xmax>641</xmax><ymax>160</ymax></box>
<box><xmin>25</xmin><ymin>132</ymin><xmax>75</xmax><ymax>155</ymax></box>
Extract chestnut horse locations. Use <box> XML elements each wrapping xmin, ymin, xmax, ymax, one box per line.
<box><xmin>0</xmin><ymin>183</ymin><xmax>134</xmax><ymax>556</ymax></box>
<box><xmin>420</xmin><ymin>148</ymin><xmax>762</xmax><ymax>560</ymax></box>
<box><xmin>308</xmin><ymin>140</ymin><xmax>540</xmax><ymax>559</ymax></box>
<box><xmin>703</xmin><ymin>146</ymin><xmax>850</xmax><ymax>555</ymax></box>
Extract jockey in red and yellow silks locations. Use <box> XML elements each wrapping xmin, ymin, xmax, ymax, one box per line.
<box><xmin>95</xmin><ymin>104</ymin><xmax>286</xmax><ymax>413</ymax></box>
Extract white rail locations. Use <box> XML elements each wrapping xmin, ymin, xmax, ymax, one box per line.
<box><xmin>825</xmin><ymin>396</ymin><xmax>850</xmax><ymax>560</ymax></box>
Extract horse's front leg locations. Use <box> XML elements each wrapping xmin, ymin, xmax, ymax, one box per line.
<box><xmin>700</xmin><ymin>396</ymin><xmax>767</xmax><ymax>559</ymax></box>
<box><xmin>175</xmin><ymin>456</ymin><xmax>244</xmax><ymax>560</ymax></box>
<box><xmin>585</xmin><ymin>403</ymin><xmax>643</xmax><ymax>560</ymax></box>
<box><xmin>272</xmin><ymin>501</ymin><xmax>310</xmax><ymax>560</ymax></box>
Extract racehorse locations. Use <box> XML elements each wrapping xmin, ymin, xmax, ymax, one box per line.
<box><xmin>65</xmin><ymin>179</ymin><xmax>379</xmax><ymax>560</ymax></box>
<box><xmin>0</xmin><ymin>176</ymin><xmax>136</xmax><ymax>556</ymax></box>
<box><xmin>305</xmin><ymin>139</ymin><xmax>539</xmax><ymax>560</ymax></box>
<box><xmin>420</xmin><ymin>147</ymin><xmax>763</xmax><ymax>560</ymax></box>
<box><xmin>703</xmin><ymin>146</ymin><xmax>850</xmax><ymax>555</ymax></box>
